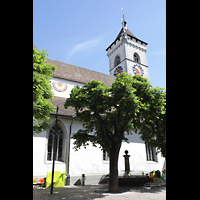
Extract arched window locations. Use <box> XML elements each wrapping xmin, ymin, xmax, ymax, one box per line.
<box><xmin>114</xmin><ymin>55</ymin><xmax>121</xmax><ymax>67</ymax></box>
<box><xmin>133</xmin><ymin>53</ymin><xmax>140</xmax><ymax>63</ymax></box>
<box><xmin>47</xmin><ymin>125</ymin><xmax>64</xmax><ymax>162</ymax></box>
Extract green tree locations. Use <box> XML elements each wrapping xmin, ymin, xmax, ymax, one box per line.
<box><xmin>33</xmin><ymin>45</ymin><xmax>57</xmax><ymax>134</ymax></box>
<box><xmin>139</xmin><ymin>88</ymin><xmax>166</xmax><ymax>157</ymax></box>
<box><xmin>64</xmin><ymin>73</ymin><xmax>166</xmax><ymax>193</ymax></box>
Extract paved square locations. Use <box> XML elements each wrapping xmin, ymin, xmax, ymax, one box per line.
<box><xmin>33</xmin><ymin>184</ymin><xmax>166</xmax><ymax>200</ymax></box>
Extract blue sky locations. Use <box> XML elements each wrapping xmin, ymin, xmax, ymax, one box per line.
<box><xmin>33</xmin><ymin>0</ymin><xmax>166</xmax><ymax>89</ymax></box>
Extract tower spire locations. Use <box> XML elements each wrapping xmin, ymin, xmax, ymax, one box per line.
<box><xmin>121</xmin><ymin>8</ymin><xmax>127</xmax><ymax>29</ymax></box>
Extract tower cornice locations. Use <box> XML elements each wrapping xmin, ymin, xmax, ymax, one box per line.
<box><xmin>107</xmin><ymin>36</ymin><xmax>147</xmax><ymax>57</ymax></box>
<box><xmin>106</xmin><ymin>28</ymin><xmax>147</xmax><ymax>52</ymax></box>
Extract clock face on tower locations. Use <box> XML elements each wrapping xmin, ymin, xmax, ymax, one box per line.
<box><xmin>133</xmin><ymin>64</ymin><xmax>144</xmax><ymax>76</ymax></box>
<box><xmin>114</xmin><ymin>66</ymin><xmax>123</xmax><ymax>77</ymax></box>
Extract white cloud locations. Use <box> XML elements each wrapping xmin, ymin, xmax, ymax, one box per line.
<box><xmin>66</xmin><ymin>35</ymin><xmax>107</xmax><ymax>60</ymax></box>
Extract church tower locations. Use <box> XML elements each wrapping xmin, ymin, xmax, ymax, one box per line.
<box><xmin>106</xmin><ymin>13</ymin><xmax>149</xmax><ymax>80</ymax></box>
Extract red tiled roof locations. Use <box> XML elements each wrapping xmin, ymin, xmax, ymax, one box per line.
<box><xmin>50</xmin><ymin>96</ymin><xmax>76</xmax><ymax>116</ymax></box>
<box><xmin>46</xmin><ymin>58</ymin><xmax>116</xmax><ymax>87</ymax></box>
<box><xmin>46</xmin><ymin>58</ymin><xmax>116</xmax><ymax>116</ymax></box>
<box><xmin>106</xmin><ymin>28</ymin><xmax>147</xmax><ymax>51</ymax></box>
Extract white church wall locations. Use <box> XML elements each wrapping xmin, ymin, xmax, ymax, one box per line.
<box><xmin>126</xmin><ymin>59</ymin><xmax>150</xmax><ymax>80</ymax></box>
<box><xmin>33</xmin><ymin>117</ymin><xmax>165</xmax><ymax>183</ymax></box>
<box><xmin>107</xmin><ymin>34</ymin><xmax>149</xmax><ymax>80</ymax></box>
<box><xmin>33</xmin><ymin>132</ymin><xmax>66</xmax><ymax>178</ymax></box>
<box><xmin>69</xmin><ymin>141</ymin><xmax>109</xmax><ymax>176</ymax></box>
<box><xmin>69</xmin><ymin>120</ymin><xmax>110</xmax><ymax>176</ymax></box>
<box><xmin>125</xmin><ymin>42</ymin><xmax>148</xmax><ymax>66</ymax></box>
<box><xmin>124</xmin><ymin>41</ymin><xmax>149</xmax><ymax>80</ymax></box>
<box><xmin>108</xmin><ymin>42</ymin><xmax>127</xmax><ymax>76</ymax></box>
<box><xmin>50</xmin><ymin>78</ymin><xmax>84</xmax><ymax>98</ymax></box>
<box><xmin>33</xmin><ymin>118</ymin><xmax>68</xmax><ymax>179</ymax></box>
<box><xmin>69</xmin><ymin>129</ymin><xmax>165</xmax><ymax>178</ymax></box>
<box><xmin>118</xmin><ymin>132</ymin><xmax>165</xmax><ymax>176</ymax></box>
<box><xmin>33</xmin><ymin>117</ymin><xmax>74</xmax><ymax>179</ymax></box>
<box><xmin>119</xmin><ymin>142</ymin><xmax>165</xmax><ymax>176</ymax></box>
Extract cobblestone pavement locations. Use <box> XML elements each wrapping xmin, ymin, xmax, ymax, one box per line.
<box><xmin>33</xmin><ymin>184</ymin><xmax>166</xmax><ymax>200</ymax></box>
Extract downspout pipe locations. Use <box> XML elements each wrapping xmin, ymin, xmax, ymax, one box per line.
<box><xmin>65</xmin><ymin>115</ymin><xmax>74</xmax><ymax>184</ymax></box>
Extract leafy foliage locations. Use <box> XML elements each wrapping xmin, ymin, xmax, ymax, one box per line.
<box><xmin>139</xmin><ymin>87</ymin><xmax>166</xmax><ymax>157</ymax></box>
<box><xmin>65</xmin><ymin>73</ymin><xmax>166</xmax><ymax>155</ymax></box>
<box><xmin>33</xmin><ymin>45</ymin><xmax>57</xmax><ymax>134</ymax></box>
<box><xmin>64</xmin><ymin>72</ymin><xmax>166</xmax><ymax>192</ymax></box>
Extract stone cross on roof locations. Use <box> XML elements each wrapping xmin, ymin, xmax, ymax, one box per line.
<box><xmin>121</xmin><ymin>8</ymin><xmax>127</xmax><ymax>29</ymax></box>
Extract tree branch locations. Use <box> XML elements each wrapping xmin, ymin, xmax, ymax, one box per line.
<box><xmin>94</xmin><ymin>111</ymin><xmax>112</xmax><ymax>140</ymax></box>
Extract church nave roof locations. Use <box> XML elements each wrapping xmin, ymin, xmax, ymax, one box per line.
<box><xmin>46</xmin><ymin>58</ymin><xmax>116</xmax><ymax>87</ymax></box>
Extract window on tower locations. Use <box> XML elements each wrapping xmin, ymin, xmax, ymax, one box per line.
<box><xmin>134</xmin><ymin>53</ymin><xmax>140</xmax><ymax>63</ymax></box>
<box><xmin>114</xmin><ymin>55</ymin><xmax>121</xmax><ymax>67</ymax></box>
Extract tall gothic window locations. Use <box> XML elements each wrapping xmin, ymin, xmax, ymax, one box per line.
<box><xmin>114</xmin><ymin>55</ymin><xmax>121</xmax><ymax>67</ymax></box>
<box><xmin>103</xmin><ymin>150</ymin><xmax>109</xmax><ymax>161</ymax></box>
<box><xmin>134</xmin><ymin>53</ymin><xmax>140</xmax><ymax>63</ymax></box>
<box><xmin>47</xmin><ymin>125</ymin><xmax>63</xmax><ymax>162</ymax></box>
<box><xmin>145</xmin><ymin>143</ymin><xmax>157</xmax><ymax>162</ymax></box>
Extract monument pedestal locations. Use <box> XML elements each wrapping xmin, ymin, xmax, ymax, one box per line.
<box><xmin>119</xmin><ymin>150</ymin><xmax>150</xmax><ymax>186</ymax></box>
<box><xmin>118</xmin><ymin>175</ymin><xmax>150</xmax><ymax>187</ymax></box>
<box><xmin>123</xmin><ymin>150</ymin><xmax>130</xmax><ymax>177</ymax></box>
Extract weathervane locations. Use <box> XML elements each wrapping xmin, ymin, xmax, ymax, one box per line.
<box><xmin>121</xmin><ymin>8</ymin><xmax>127</xmax><ymax>28</ymax></box>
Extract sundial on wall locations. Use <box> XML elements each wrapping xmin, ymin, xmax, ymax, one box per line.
<box><xmin>52</xmin><ymin>81</ymin><xmax>67</xmax><ymax>92</ymax></box>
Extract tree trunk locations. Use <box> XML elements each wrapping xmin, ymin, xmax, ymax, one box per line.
<box><xmin>108</xmin><ymin>141</ymin><xmax>122</xmax><ymax>193</ymax></box>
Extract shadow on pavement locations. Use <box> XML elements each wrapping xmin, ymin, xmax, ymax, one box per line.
<box><xmin>33</xmin><ymin>184</ymin><xmax>166</xmax><ymax>200</ymax></box>
<box><xmin>94</xmin><ymin>183</ymin><xmax>166</xmax><ymax>194</ymax></box>
<box><xmin>118</xmin><ymin>185</ymin><xmax>166</xmax><ymax>194</ymax></box>
<box><xmin>33</xmin><ymin>185</ymin><xmax>109</xmax><ymax>200</ymax></box>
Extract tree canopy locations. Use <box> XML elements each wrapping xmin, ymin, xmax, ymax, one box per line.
<box><xmin>33</xmin><ymin>45</ymin><xmax>57</xmax><ymax>134</ymax></box>
<box><xmin>64</xmin><ymin>72</ymin><xmax>166</xmax><ymax>192</ymax></box>
<box><xmin>139</xmin><ymin>87</ymin><xmax>166</xmax><ymax>157</ymax></box>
